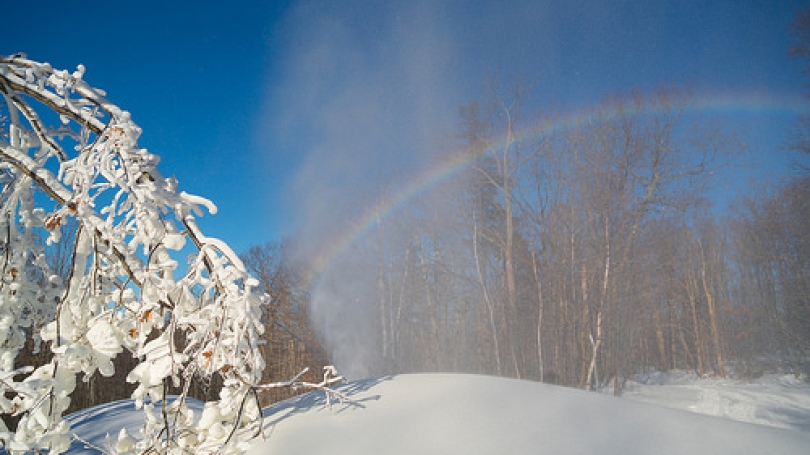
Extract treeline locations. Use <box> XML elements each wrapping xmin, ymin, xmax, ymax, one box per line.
<box><xmin>321</xmin><ymin>85</ymin><xmax>808</xmax><ymax>392</ymax></box>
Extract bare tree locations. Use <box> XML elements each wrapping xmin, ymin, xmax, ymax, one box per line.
<box><xmin>457</xmin><ymin>81</ymin><xmax>549</xmax><ymax>379</ymax></box>
<box><xmin>240</xmin><ymin>240</ymin><xmax>330</xmax><ymax>405</ymax></box>
<box><xmin>729</xmin><ymin>177</ymin><xmax>810</xmax><ymax>377</ymax></box>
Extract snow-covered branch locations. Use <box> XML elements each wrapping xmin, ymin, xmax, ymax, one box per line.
<box><xmin>0</xmin><ymin>55</ymin><xmax>331</xmax><ymax>455</ymax></box>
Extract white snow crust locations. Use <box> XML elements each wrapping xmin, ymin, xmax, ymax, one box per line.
<box><xmin>63</xmin><ymin>398</ymin><xmax>205</xmax><ymax>454</ymax></box>
<box><xmin>621</xmin><ymin>371</ymin><xmax>810</xmax><ymax>433</ymax></box>
<box><xmin>245</xmin><ymin>373</ymin><xmax>810</xmax><ymax>455</ymax></box>
<box><xmin>57</xmin><ymin>372</ymin><xmax>810</xmax><ymax>455</ymax></box>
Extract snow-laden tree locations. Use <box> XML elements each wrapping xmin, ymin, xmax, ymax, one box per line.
<box><xmin>0</xmin><ymin>55</ymin><xmax>340</xmax><ymax>454</ymax></box>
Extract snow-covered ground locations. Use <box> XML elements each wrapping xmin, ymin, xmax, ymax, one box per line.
<box><xmin>60</xmin><ymin>372</ymin><xmax>810</xmax><ymax>454</ymax></box>
<box><xmin>620</xmin><ymin>370</ymin><xmax>810</xmax><ymax>433</ymax></box>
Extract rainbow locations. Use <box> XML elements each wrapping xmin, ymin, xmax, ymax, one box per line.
<box><xmin>302</xmin><ymin>92</ymin><xmax>810</xmax><ymax>286</ymax></box>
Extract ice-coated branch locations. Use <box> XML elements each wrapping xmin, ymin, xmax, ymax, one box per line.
<box><xmin>254</xmin><ymin>366</ymin><xmax>348</xmax><ymax>409</ymax></box>
<box><xmin>292</xmin><ymin>366</ymin><xmax>349</xmax><ymax>409</ymax></box>
<box><xmin>0</xmin><ymin>55</ymin><xmax>333</xmax><ymax>455</ymax></box>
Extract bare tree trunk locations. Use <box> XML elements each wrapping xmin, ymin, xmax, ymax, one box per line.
<box><xmin>585</xmin><ymin>309</ymin><xmax>603</xmax><ymax>391</ymax></box>
<box><xmin>586</xmin><ymin>217</ymin><xmax>610</xmax><ymax>391</ymax></box>
<box><xmin>687</xmin><ymin>267</ymin><xmax>706</xmax><ymax>376</ymax></box>
<box><xmin>501</xmin><ymin>108</ymin><xmax>521</xmax><ymax>380</ymax></box>
<box><xmin>678</xmin><ymin>320</ymin><xmax>695</xmax><ymax>371</ymax></box>
<box><xmin>473</xmin><ymin>213</ymin><xmax>501</xmax><ymax>375</ymax></box>
<box><xmin>532</xmin><ymin>250</ymin><xmax>544</xmax><ymax>382</ymax></box>
<box><xmin>670</xmin><ymin>299</ymin><xmax>680</xmax><ymax>370</ymax></box>
<box><xmin>652</xmin><ymin>306</ymin><xmax>668</xmax><ymax>371</ymax></box>
<box><xmin>698</xmin><ymin>238</ymin><xmax>726</xmax><ymax>377</ymax></box>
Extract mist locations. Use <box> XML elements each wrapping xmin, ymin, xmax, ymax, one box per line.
<box><xmin>263</xmin><ymin>0</ymin><xmax>574</xmax><ymax>378</ymax></box>
<box><xmin>263</xmin><ymin>0</ymin><xmax>470</xmax><ymax>377</ymax></box>
<box><xmin>260</xmin><ymin>0</ymin><xmax>809</xmax><ymax>380</ymax></box>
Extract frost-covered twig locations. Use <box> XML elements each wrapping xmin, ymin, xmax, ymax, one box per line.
<box><xmin>255</xmin><ymin>367</ymin><xmax>312</xmax><ymax>390</ymax></box>
<box><xmin>70</xmin><ymin>432</ymin><xmax>110</xmax><ymax>455</ymax></box>
<box><xmin>255</xmin><ymin>366</ymin><xmax>348</xmax><ymax>409</ymax></box>
<box><xmin>292</xmin><ymin>366</ymin><xmax>349</xmax><ymax>409</ymax></box>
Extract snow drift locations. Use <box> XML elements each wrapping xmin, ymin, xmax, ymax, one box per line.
<box><xmin>61</xmin><ymin>373</ymin><xmax>810</xmax><ymax>455</ymax></box>
<box><xmin>250</xmin><ymin>373</ymin><xmax>810</xmax><ymax>455</ymax></box>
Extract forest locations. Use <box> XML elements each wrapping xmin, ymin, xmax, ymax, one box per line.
<box><xmin>249</xmin><ymin>9</ymin><xmax>810</xmax><ymax>390</ymax></box>
<box><xmin>253</xmin><ymin>84</ymin><xmax>809</xmax><ymax>395</ymax></box>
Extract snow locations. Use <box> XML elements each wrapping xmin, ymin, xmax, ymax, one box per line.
<box><xmin>63</xmin><ymin>398</ymin><xmax>205</xmax><ymax>454</ymax></box>
<box><xmin>54</xmin><ymin>372</ymin><xmax>810</xmax><ymax>455</ymax></box>
<box><xmin>620</xmin><ymin>371</ymin><xmax>810</xmax><ymax>433</ymax></box>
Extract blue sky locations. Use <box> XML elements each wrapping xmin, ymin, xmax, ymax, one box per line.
<box><xmin>3</xmin><ymin>0</ymin><xmax>809</xmax><ymax>255</ymax></box>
